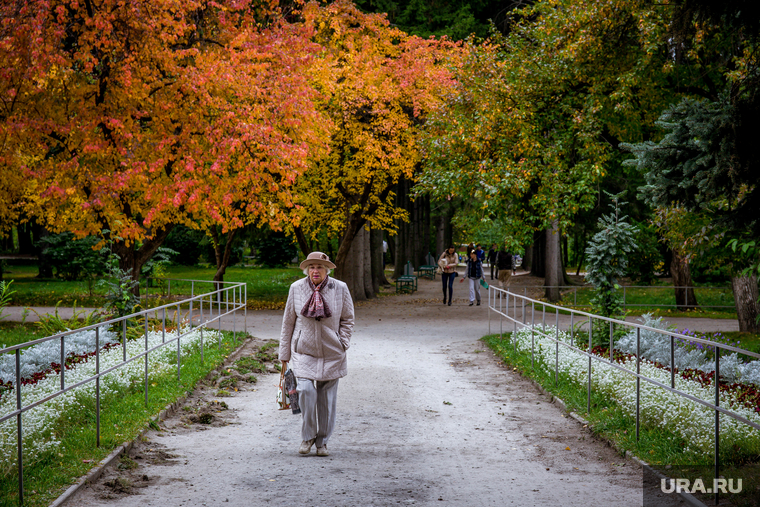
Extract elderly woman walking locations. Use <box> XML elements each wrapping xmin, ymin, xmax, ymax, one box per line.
<box><xmin>279</xmin><ymin>252</ymin><xmax>355</xmax><ymax>456</ymax></box>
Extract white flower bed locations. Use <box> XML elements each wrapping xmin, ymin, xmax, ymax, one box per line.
<box><xmin>0</xmin><ymin>326</ymin><xmax>221</xmax><ymax>475</ymax></box>
<box><xmin>614</xmin><ymin>314</ymin><xmax>760</xmax><ymax>387</ymax></box>
<box><xmin>508</xmin><ymin>324</ymin><xmax>760</xmax><ymax>458</ymax></box>
<box><xmin>0</xmin><ymin>328</ymin><xmax>121</xmax><ymax>383</ymax></box>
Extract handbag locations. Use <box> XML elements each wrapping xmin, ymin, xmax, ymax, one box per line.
<box><xmin>283</xmin><ymin>369</ymin><xmax>300</xmax><ymax>415</ymax></box>
<box><xmin>480</xmin><ymin>278</ymin><xmax>489</xmax><ymax>289</ymax></box>
<box><xmin>277</xmin><ymin>369</ymin><xmax>290</xmax><ymax>410</ymax></box>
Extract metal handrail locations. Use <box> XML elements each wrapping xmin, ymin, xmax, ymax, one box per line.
<box><xmin>516</xmin><ymin>285</ymin><xmax>736</xmax><ymax>310</ymax></box>
<box><xmin>0</xmin><ymin>280</ymin><xmax>248</xmax><ymax>506</ymax></box>
<box><xmin>487</xmin><ymin>286</ymin><xmax>759</xmax><ymax>504</ymax></box>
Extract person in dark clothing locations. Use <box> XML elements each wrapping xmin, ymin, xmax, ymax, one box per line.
<box><xmin>487</xmin><ymin>243</ymin><xmax>498</xmax><ymax>280</ymax></box>
<box><xmin>475</xmin><ymin>244</ymin><xmax>485</xmax><ymax>263</ymax></box>
<box><xmin>496</xmin><ymin>248</ymin><xmax>513</xmax><ymax>288</ymax></box>
<box><xmin>465</xmin><ymin>250</ymin><xmax>484</xmax><ymax>305</ymax></box>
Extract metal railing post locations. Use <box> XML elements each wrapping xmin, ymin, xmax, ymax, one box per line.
<box><xmin>122</xmin><ymin>319</ymin><xmax>127</xmax><ymax>362</ymax></box>
<box><xmin>671</xmin><ymin>335</ymin><xmax>676</xmax><ymax>389</ymax></box>
<box><xmin>555</xmin><ymin>308</ymin><xmax>559</xmax><ymax>386</ymax></box>
<box><xmin>96</xmin><ymin>326</ymin><xmax>101</xmax><ymax>448</ymax></box>
<box><xmin>499</xmin><ymin>291</ymin><xmax>503</xmax><ymax>339</ymax></box>
<box><xmin>636</xmin><ymin>328</ymin><xmax>640</xmax><ymax>441</ymax></box>
<box><xmin>715</xmin><ymin>346</ymin><xmax>720</xmax><ymax>506</ymax></box>
<box><xmin>588</xmin><ymin>317</ymin><xmax>593</xmax><ymax>414</ymax></box>
<box><xmin>609</xmin><ymin>321</ymin><xmax>613</xmax><ymax>362</ymax></box>
<box><xmin>144</xmin><ymin>315</ymin><xmax>149</xmax><ymax>407</ymax></box>
<box><xmin>531</xmin><ymin>302</ymin><xmax>535</xmax><ymax>370</ymax></box>
<box><xmin>488</xmin><ymin>287</ymin><xmax>491</xmax><ymax>334</ymax></box>
<box><xmin>16</xmin><ymin>349</ymin><xmax>24</xmax><ymax>506</ymax></box>
<box><xmin>60</xmin><ymin>335</ymin><xmax>65</xmax><ymax>391</ymax></box>
<box><xmin>176</xmin><ymin>307</ymin><xmax>181</xmax><ymax>382</ymax></box>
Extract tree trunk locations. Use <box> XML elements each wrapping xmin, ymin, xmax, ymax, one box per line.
<box><xmin>210</xmin><ymin>228</ymin><xmax>237</xmax><ymax>295</ymax></box>
<box><xmin>112</xmin><ymin>225</ymin><xmax>174</xmax><ymax>296</ymax></box>
<box><xmin>522</xmin><ymin>242</ymin><xmax>533</xmax><ymax>273</ymax></box>
<box><xmin>35</xmin><ymin>224</ymin><xmax>54</xmax><ymax>278</ymax></box>
<box><xmin>544</xmin><ymin>221</ymin><xmax>562</xmax><ymax>302</ymax></box>
<box><xmin>423</xmin><ymin>196</ymin><xmax>431</xmax><ymax>261</ymax></box>
<box><xmin>371</xmin><ymin>227</ymin><xmax>389</xmax><ymax>288</ymax></box>
<box><xmin>293</xmin><ymin>226</ymin><xmax>312</xmax><ymax>256</ymax></box>
<box><xmin>18</xmin><ymin>223</ymin><xmax>34</xmax><ymax>255</ymax></box>
<box><xmin>670</xmin><ymin>251</ymin><xmax>698</xmax><ymax>310</ymax></box>
<box><xmin>530</xmin><ymin>229</ymin><xmax>546</xmax><ymax>277</ymax></box>
<box><xmin>435</xmin><ymin>214</ymin><xmax>446</xmax><ymax>259</ymax></box>
<box><xmin>362</xmin><ymin>226</ymin><xmax>374</xmax><ymax>299</ymax></box>
<box><xmin>732</xmin><ymin>275</ymin><xmax>760</xmax><ymax>333</ymax></box>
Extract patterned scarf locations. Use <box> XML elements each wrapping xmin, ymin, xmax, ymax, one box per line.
<box><xmin>301</xmin><ymin>275</ymin><xmax>332</xmax><ymax>321</ymax></box>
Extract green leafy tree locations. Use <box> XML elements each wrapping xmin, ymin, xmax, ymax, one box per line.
<box><xmin>625</xmin><ymin>97</ymin><xmax>760</xmax><ymax>331</ymax></box>
<box><xmin>584</xmin><ymin>192</ymin><xmax>636</xmax><ymax>318</ymax></box>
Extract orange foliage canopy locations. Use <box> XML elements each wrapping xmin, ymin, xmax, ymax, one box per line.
<box><xmin>0</xmin><ymin>0</ymin><xmax>329</xmax><ymax>245</ymax></box>
<box><xmin>290</xmin><ymin>0</ymin><xmax>461</xmax><ymax>276</ymax></box>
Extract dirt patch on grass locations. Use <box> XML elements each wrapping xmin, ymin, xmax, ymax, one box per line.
<box><xmin>73</xmin><ymin>336</ymin><xmax>281</xmax><ymax>503</ymax></box>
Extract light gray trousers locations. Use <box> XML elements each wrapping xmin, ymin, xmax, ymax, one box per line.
<box><xmin>296</xmin><ymin>378</ymin><xmax>339</xmax><ymax>448</ymax></box>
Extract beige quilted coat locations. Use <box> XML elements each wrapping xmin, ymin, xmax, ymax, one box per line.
<box><xmin>279</xmin><ymin>277</ymin><xmax>355</xmax><ymax>381</ymax></box>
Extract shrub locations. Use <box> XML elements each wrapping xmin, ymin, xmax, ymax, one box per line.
<box><xmin>252</xmin><ymin>230</ymin><xmax>297</xmax><ymax>268</ymax></box>
<box><xmin>40</xmin><ymin>233</ymin><xmax>107</xmax><ymax>284</ymax></box>
<box><xmin>163</xmin><ymin>225</ymin><xmax>206</xmax><ymax>266</ymax></box>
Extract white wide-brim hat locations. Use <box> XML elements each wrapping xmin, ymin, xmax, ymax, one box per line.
<box><xmin>299</xmin><ymin>251</ymin><xmax>336</xmax><ymax>270</ymax></box>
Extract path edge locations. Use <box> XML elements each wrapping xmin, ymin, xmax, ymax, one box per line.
<box><xmin>49</xmin><ymin>335</ymin><xmax>255</xmax><ymax>507</ymax></box>
<box><xmin>525</xmin><ymin>372</ymin><xmax>707</xmax><ymax>507</ymax></box>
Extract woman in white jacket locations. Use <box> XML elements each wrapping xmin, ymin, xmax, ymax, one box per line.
<box><xmin>279</xmin><ymin>252</ymin><xmax>355</xmax><ymax>456</ymax></box>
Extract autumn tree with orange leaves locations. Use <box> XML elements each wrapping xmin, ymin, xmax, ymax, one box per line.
<box><xmin>288</xmin><ymin>0</ymin><xmax>461</xmax><ymax>300</ymax></box>
<box><xmin>0</xmin><ymin>0</ymin><xmax>328</xmax><ymax>291</ymax></box>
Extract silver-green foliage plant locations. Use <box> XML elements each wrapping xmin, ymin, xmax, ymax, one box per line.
<box><xmin>584</xmin><ymin>192</ymin><xmax>636</xmax><ymax>318</ymax></box>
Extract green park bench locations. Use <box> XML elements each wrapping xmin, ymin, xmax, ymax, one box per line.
<box><xmin>395</xmin><ymin>261</ymin><xmax>418</xmax><ymax>294</ymax></box>
<box><xmin>417</xmin><ymin>253</ymin><xmax>437</xmax><ymax>280</ymax></box>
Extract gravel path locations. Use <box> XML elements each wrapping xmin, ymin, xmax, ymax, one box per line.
<box><xmin>16</xmin><ymin>273</ymin><xmax>722</xmax><ymax>506</ymax></box>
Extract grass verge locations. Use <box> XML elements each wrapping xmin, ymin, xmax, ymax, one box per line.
<box><xmin>482</xmin><ymin>332</ymin><xmax>760</xmax><ymax>506</ymax></box>
<box><xmin>0</xmin><ymin>329</ymin><xmax>246</xmax><ymax>507</ymax></box>
<box><xmin>2</xmin><ymin>264</ymin><xmax>303</xmax><ymax>309</ymax></box>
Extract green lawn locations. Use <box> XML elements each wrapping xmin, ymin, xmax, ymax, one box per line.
<box><xmin>1</xmin><ymin>264</ymin><xmax>303</xmax><ymax>309</ymax></box>
<box><xmin>0</xmin><ymin>322</ymin><xmax>48</xmax><ymax>349</ymax></box>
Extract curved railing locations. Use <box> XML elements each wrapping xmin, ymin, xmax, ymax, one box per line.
<box><xmin>0</xmin><ymin>279</ymin><xmax>246</xmax><ymax>506</ymax></box>
<box><xmin>487</xmin><ymin>285</ymin><xmax>759</xmax><ymax>504</ymax></box>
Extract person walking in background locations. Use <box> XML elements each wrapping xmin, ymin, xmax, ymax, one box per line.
<box><xmin>465</xmin><ymin>250</ymin><xmax>484</xmax><ymax>306</ymax></box>
<box><xmin>279</xmin><ymin>252</ymin><xmax>355</xmax><ymax>457</ymax></box>
<box><xmin>475</xmin><ymin>244</ymin><xmax>485</xmax><ymax>263</ymax></box>
<box><xmin>497</xmin><ymin>247</ymin><xmax>513</xmax><ymax>289</ymax></box>
<box><xmin>438</xmin><ymin>245</ymin><xmax>459</xmax><ymax>306</ymax></box>
<box><xmin>487</xmin><ymin>243</ymin><xmax>498</xmax><ymax>280</ymax></box>
<box><xmin>466</xmin><ymin>243</ymin><xmax>475</xmax><ymax>259</ymax></box>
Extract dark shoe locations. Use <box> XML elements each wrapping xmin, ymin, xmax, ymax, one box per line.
<box><xmin>469</xmin><ymin>302</ymin><xmax>474</xmax><ymax>306</ymax></box>
<box><xmin>443</xmin><ymin>296</ymin><xmax>447</xmax><ymax>304</ymax></box>
<box><xmin>447</xmin><ymin>299</ymin><xmax>452</xmax><ymax>306</ymax></box>
<box><xmin>476</xmin><ymin>300</ymin><xmax>480</xmax><ymax>306</ymax></box>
